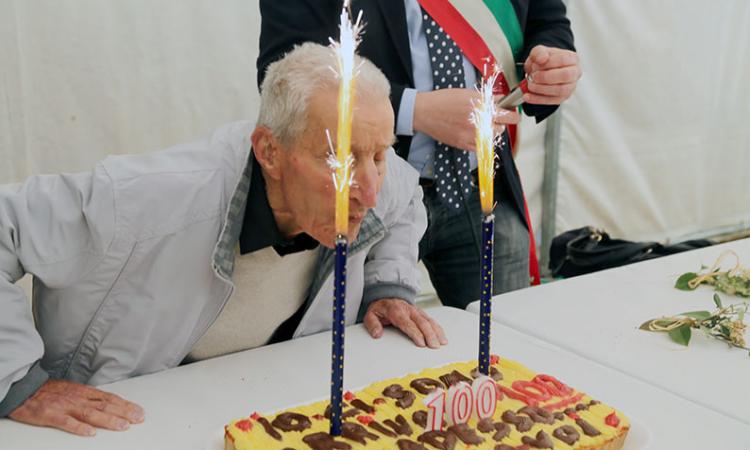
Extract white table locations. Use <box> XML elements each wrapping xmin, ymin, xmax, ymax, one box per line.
<box><xmin>468</xmin><ymin>238</ymin><xmax>750</xmax><ymax>426</ymax></box>
<box><xmin>1</xmin><ymin>307</ymin><xmax>748</xmax><ymax>449</ymax></box>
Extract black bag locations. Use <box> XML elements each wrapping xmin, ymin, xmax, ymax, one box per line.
<box><xmin>549</xmin><ymin>227</ymin><xmax>714</xmax><ymax>278</ymax></box>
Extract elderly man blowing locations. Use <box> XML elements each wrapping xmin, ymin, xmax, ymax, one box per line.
<box><xmin>0</xmin><ymin>43</ymin><xmax>445</xmax><ymax>436</ymax></box>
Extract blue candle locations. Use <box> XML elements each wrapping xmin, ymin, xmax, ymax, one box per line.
<box><xmin>330</xmin><ymin>235</ymin><xmax>348</xmax><ymax>436</ymax></box>
<box><xmin>478</xmin><ymin>214</ymin><xmax>494</xmax><ymax>375</ymax></box>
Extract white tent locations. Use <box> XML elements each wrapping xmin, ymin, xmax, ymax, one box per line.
<box><xmin>2</xmin><ymin>0</ymin><xmax>749</xmax><ymax>269</ymax></box>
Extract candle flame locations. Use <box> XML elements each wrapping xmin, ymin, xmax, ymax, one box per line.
<box><xmin>471</xmin><ymin>65</ymin><xmax>503</xmax><ymax>214</ymax></box>
<box><xmin>329</xmin><ymin>3</ymin><xmax>363</xmax><ymax>236</ymax></box>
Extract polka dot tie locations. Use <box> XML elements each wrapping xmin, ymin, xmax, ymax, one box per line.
<box><xmin>421</xmin><ymin>9</ymin><xmax>472</xmax><ymax>211</ymax></box>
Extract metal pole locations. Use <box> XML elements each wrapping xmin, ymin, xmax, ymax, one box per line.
<box><xmin>540</xmin><ymin>109</ymin><xmax>562</xmax><ymax>278</ymax></box>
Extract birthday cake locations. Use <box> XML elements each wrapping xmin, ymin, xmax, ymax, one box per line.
<box><xmin>224</xmin><ymin>356</ymin><xmax>629</xmax><ymax>449</ymax></box>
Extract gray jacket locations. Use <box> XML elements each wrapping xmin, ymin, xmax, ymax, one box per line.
<box><xmin>0</xmin><ymin>121</ymin><xmax>426</xmax><ymax>415</ymax></box>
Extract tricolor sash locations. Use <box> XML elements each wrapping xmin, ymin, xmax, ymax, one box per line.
<box><xmin>417</xmin><ymin>0</ymin><xmax>524</xmax><ymax>94</ymax></box>
<box><xmin>417</xmin><ymin>0</ymin><xmax>542</xmax><ymax>285</ymax></box>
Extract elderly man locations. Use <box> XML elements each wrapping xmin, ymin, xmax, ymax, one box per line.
<box><xmin>0</xmin><ymin>43</ymin><xmax>445</xmax><ymax>436</ymax></box>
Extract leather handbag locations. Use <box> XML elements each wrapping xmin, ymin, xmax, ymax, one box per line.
<box><xmin>549</xmin><ymin>227</ymin><xmax>714</xmax><ymax>278</ymax></box>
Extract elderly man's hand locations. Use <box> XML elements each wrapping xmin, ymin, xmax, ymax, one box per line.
<box><xmin>523</xmin><ymin>45</ymin><xmax>582</xmax><ymax>105</ymax></box>
<box><xmin>414</xmin><ymin>88</ymin><xmax>520</xmax><ymax>151</ymax></box>
<box><xmin>8</xmin><ymin>379</ymin><xmax>144</xmax><ymax>436</ymax></box>
<box><xmin>364</xmin><ymin>298</ymin><xmax>448</xmax><ymax>349</ymax></box>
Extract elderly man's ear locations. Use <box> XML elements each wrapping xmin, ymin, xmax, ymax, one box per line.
<box><xmin>250</xmin><ymin>127</ymin><xmax>283</xmax><ymax>180</ymax></box>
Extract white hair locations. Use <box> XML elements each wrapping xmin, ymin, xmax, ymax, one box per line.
<box><xmin>257</xmin><ymin>42</ymin><xmax>391</xmax><ymax>147</ymax></box>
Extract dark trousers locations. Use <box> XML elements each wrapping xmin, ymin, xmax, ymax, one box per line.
<box><xmin>419</xmin><ymin>181</ymin><xmax>530</xmax><ymax>310</ymax></box>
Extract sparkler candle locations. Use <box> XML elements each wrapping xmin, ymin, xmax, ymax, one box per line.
<box><xmin>327</xmin><ymin>0</ymin><xmax>362</xmax><ymax>437</ymax></box>
<box><xmin>471</xmin><ymin>67</ymin><xmax>502</xmax><ymax>376</ymax></box>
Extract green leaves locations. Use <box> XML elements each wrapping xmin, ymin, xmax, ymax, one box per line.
<box><xmin>668</xmin><ymin>325</ymin><xmax>692</xmax><ymax>346</ymax></box>
<box><xmin>675</xmin><ymin>254</ymin><xmax>750</xmax><ymax>298</ymax></box>
<box><xmin>675</xmin><ymin>272</ymin><xmax>698</xmax><ymax>290</ymax></box>
<box><xmin>639</xmin><ymin>297</ymin><xmax>750</xmax><ymax>354</ymax></box>
<box><xmin>714</xmin><ymin>293</ymin><xmax>723</xmax><ymax>308</ymax></box>
<box><xmin>713</xmin><ymin>274</ymin><xmax>750</xmax><ymax>298</ymax></box>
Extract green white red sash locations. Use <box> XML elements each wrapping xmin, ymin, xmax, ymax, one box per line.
<box><xmin>417</xmin><ymin>0</ymin><xmax>541</xmax><ymax>285</ymax></box>
<box><xmin>417</xmin><ymin>0</ymin><xmax>524</xmax><ymax>93</ymax></box>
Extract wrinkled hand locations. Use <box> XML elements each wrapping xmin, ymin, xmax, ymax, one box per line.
<box><xmin>8</xmin><ymin>379</ymin><xmax>144</xmax><ymax>436</ymax></box>
<box><xmin>364</xmin><ymin>298</ymin><xmax>448</xmax><ymax>349</ymax></box>
<box><xmin>523</xmin><ymin>45</ymin><xmax>582</xmax><ymax>105</ymax></box>
<box><xmin>414</xmin><ymin>88</ymin><xmax>519</xmax><ymax>151</ymax></box>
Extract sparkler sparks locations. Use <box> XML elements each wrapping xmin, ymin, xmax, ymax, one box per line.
<box><xmin>326</xmin><ymin>129</ymin><xmax>355</xmax><ymax>192</ymax></box>
<box><xmin>329</xmin><ymin>2</ymin><xmax>363</xmax><ymax>235</ymax></box>
<box><xmin>471</xmin><ymin>65</ymin><xmax>503</xmax><ymax>214</ymax></box>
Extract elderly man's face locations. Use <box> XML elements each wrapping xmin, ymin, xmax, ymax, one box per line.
<box><xmin>256</xmin><ymin>87</ymin><xmax>394</xmax><ymax>248</ymax></box>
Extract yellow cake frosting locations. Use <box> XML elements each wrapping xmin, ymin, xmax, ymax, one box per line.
<box><xmin>225</xmin><ymin>357</ymin><xmax>629</xmax><ymax>449</ymax></box>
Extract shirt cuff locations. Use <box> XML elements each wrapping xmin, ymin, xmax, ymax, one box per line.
<box><xmin>0</xmin><ymin>361</ymin><xmax>49</xmax><ymax>417</ymax></box>
<box><xmin>396</xmin><ymin>88</ymin><xmax>418</xmax><ymax>137</ymax></box>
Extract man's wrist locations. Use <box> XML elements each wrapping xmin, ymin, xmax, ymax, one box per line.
<box><xmin>0</xmin><ymin>361</ymin><xmax>49</xmax><ymax>417</ymax></box>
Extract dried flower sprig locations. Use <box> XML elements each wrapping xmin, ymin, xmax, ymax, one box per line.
<box><xmin>640</xmin><ymin>294</ymin><xmax>749</xmax><ymax>355</ymax></box>
<box><xmin>675</xmin><ymin>250</ymin><xmax>750</xmax><ymax>297</ymax></box>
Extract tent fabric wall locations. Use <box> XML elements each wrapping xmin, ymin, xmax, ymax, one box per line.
<box><xmin>1</xmin><ymin>0</ymin><xmax>261</xmax><ymax>183</ymax></box>
<box><xmin>552</xmin><ymin>0</ymin><xmax>750</xmax><ymax>242</ymax></box>
<box><xmin>1</xmin><ymin>0</ymin><xmax>749</xmax><ymax>245</ymax></box>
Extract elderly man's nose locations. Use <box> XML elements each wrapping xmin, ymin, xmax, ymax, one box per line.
<box><xmin>352</xmin><ymin>164</ymin><xmax>379</xmax><ymax>208</ymax></box>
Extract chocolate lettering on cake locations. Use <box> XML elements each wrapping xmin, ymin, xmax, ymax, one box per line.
<box><xmin>553</xmin><ymin>424</ymin><xmax>581</xmax><ymax>445</ymax></box>
<box><xmin>410</xmin><ymin>378</ymin><xmax>444</xmax><ymax>395</ymax></box>
<box><xmin>412</xmin><ymin>410</ymin><xmax>428</xmax><ymax>429</ymax></box>
<box><xmin>271</xmin><ymin>412</ymin><xmax>312</xmax><ymax>432</ymax></box>
<box><xmin>417</xmin><ymin>430</ymin><xmax>458</xmax><ymax>450</ymax></box>
<box><xmin>501</xmin><ymin>410</ymin><xmax>534</xmax><ymax>432</ymax></box>
<box><xmin>491</xmin><ymin>422</ymin><xmax>512</xmax><ymax>442</ymax></box>
<box><xmin>477</xmin><ymin>418</ymin><xmax>512</xmax><ymax>441</ymax></box>
<box><xmin>576</xmin><ymin>418</ymin><xmax>602</xmax><ymax>436</ymax></box>
<box><xmin>575</xmin><ymin>402</ymin><xmax>589</xmax><ymax>411</ymax></box>
<box><xmin>477</xmin><ymin>418</ymin><xmax>495</xmax><ymax>433</ymax></box>
<box><xmin>521</xmin><ymin>430</ymin><xmax>554</xmax><ymax>449</ymax></box>
<box><xmin>383</xmin><ymin>414</ymin><xmax>413</xmax><ymax>436</ymax></box>
<box><xmin>341</xmin><ymin>422</ymin><xmax>380</xmax><ymax>445</ymax></box>
<box><xmin>439</xmin><ymin>370</ymin><xmax>472</xmax><ymax>388</ymax></box>
<box><xmin>470</xmin><ymin>366</ymin><xmax>503</xmax><ymax>381</ymax></box>
<box><xmin>368</xmin><ymin>420</ymin><xmax>398</xmax><ymax>438</ymax></box>
<box><xmin>397</xmin><ymin>393</ymin><xmax>416</xmax><ymax>409</ymax></box>
<box><xmin>324</xmin><ymin>404</ymin><xmax>359</xmax><ymax>420</ymax></box>
<box><xmin>349</xmin><ymin>399</ymin><xmax>375</xmax><ymax>415</ymax></box>
<box><xmin>447</xmin><ymin>423</ymin><xmax>485</xmax><ymax>445</ymax></box>
<box><xmin>302</xmin><ymin>432</ymin><xmax>352</xmax><ymax>450</ymax></box>
<box><xmin>256</xmin><ymin>417</ymin><xmax>282</xmax><ymax>440</ymax></box>
<box><xmin>553</xmin><ymin>412</ymin><xmax>565</xmax><ymax>421</ymax></box>
<box><xmin>518</xmin><ymin>406</ymin><xmax>555</xmax><ymax>424</ymax></box>
<box><xmin>382</xmin><ymin>384</ymin><xmax>416</xmax><ymax>409</ymax></box>
<box><xmin>383</xmin><ymin>384</ymin><xmax>406</xmax><ymax>398</ymax></box>
<box><xmin>397</xmin><ymin>439</ymin><xmax>428</xmax><ymax>450</ymax></box>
